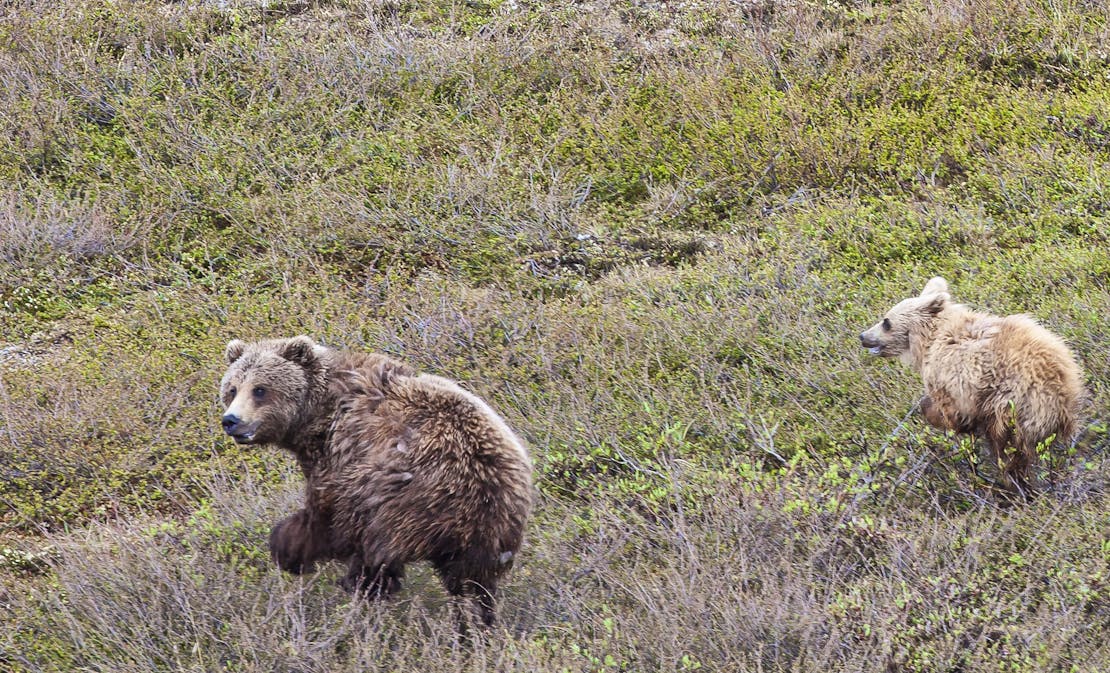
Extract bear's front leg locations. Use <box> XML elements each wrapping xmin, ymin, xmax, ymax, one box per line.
<box><xmin>919</xmin><ymin>393</ymin><xmax>958</xmax><ymax>432</ymax></box>
<box><xmin>269</xmin><ymin>509</ymin><xmax>331</xmax><ymax>575</ymax></box>
<box><xmin>339</xmin><ymin>556</ymin><xmax>405</xmax><ymax>598</ymax></box>
<box><xmin>921</xmin><ymin>391</ymin><xmax>980</xmax><ymax>435</ymax></box>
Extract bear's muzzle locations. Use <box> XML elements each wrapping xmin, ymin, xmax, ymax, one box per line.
<box><xmin>859</xmin><ymin>331</ymin><xmax>883</xmax><ymax>355</ymax></box>
<box><xmin>221</xmin><ymin>413</ymin><xmax>257</xmax><ymax>443</ymax></box>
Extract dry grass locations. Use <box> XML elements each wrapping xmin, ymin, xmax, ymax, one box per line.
<box><xmin>6</xmin><ymin>459</ymin><xmax>1107</xmax><ymax>671</ymax></box>
<box><xmin>0</xmin><ymin>195</ymin><xmax>135</xmax><ymax>266</ymax></box>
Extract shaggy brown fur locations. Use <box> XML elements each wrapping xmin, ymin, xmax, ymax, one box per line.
<box><xmin>219</xmin><ymin>336</ymin><xmax>533</xmax><ymax>627</ymax></box>
<box><xmin>860</xmin><ymin>277</ymin><xmax>1083</xmax><ymax>495</ymax></box>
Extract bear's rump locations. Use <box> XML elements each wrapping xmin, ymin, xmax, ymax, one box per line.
<box><xmin>328</xmin><ymin>427</ymin><xmax>527</xmax><ymax>563</ymax></box>
<box><xmin>322</xmin><ymin>372</ymin><xmax>530</xmax><ymax>569</ymax></box>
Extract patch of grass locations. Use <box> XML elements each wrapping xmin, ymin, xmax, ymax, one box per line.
<box><xmin>6</xmin><ymin>461</ymin><xmax>1107</xmax><ymax>672</ymax></box>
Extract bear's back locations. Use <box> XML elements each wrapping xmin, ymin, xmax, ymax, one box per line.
<box><xmin>396</xmin><ymin>374</ymin><xmax>531</xmax><ymax>467</ymax></box>
<box><xmin>922</xmin><ymin>310</ymin><xmax>1082</xmax><ymax>431</ymax></box>
<box><xmin>991</xmin><ymin>314</ymin><xmax>1083</xmax><ymax>401</ymax></box>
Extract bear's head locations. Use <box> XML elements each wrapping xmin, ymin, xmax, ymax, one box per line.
<box><xmin>219</xmin><ymin>336</ymin><xmax>327</xmax><ymax>445</ymax></box>
<box><xmin>859</xmin><ymin>277</ymin><xmax>950</xmax><ymax>366</ymax></box>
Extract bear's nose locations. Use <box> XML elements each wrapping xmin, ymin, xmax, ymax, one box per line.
<box><xmin>221</xmin><ymin>413</ymin><xmax>242</xmax><ymax>434</ymax></box>
<box><xmin>860</xmin><ymin>332</ymin><xmax>877</xmax><ymax>347</ymax></box>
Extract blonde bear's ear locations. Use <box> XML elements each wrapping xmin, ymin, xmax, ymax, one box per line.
<box><xmin>226</xmin><ymin>339</ymin><xmax>248</xmax><ymax>364</ymax></box>
<box><xmin>921</xmin><ymin>291</ymin><xmax>950</xmax><ymax>315</ymax></box>
<box><xmin>921</xmin><ymin>276</ymin><xmax>949</xmax><ymax>297</ymax></box>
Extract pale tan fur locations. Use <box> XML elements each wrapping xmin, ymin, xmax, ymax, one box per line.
<box><xmin>860</xmin><ymin>278</ymin><xmax>1083</xmax><ymax>494</ymax></box>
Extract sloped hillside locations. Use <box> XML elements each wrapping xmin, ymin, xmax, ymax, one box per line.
<box><xmin>1</xmin><ymin>1</ymin><xmax>1107</xmax><ymax>671</ymax></box>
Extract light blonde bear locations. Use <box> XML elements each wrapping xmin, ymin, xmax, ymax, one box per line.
<box><xmin>860</xmin><ymin>277</ymin><xmax>1083</xmax><ymax>494</ymax></box>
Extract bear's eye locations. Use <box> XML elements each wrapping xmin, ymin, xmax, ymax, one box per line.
<box><xmin>882</xmin><ymin>318</ymin><xmax>892</xmax><ymax>331</ymax></box>
<box><xmin>252</xmin><ymin>386</ymin><xmax>266</xmax><ymax>399</ymax></box>
<box><xmin>227</xmin><ymin>387</ymin><xmax>237</xmax><ymax>399</ymax></box>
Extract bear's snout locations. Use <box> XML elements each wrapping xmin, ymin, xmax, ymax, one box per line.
<box><xmin>221</xmin><ymin>412</ymin><xmax>242</xmax><ymax>434</ymax></box>
<box><xmin>221</xmin><ymin>413</ymin><xmax>258</xmax><ymax>442</ymax></box>
<box><xmin>859</xmin><ymin>330</ymin><xmax>883</xmax><ymax>355</ymax></box>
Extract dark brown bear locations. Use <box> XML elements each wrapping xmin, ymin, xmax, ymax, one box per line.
<box><xmin>218</xmin><ymin>336</ymin><xmax>533</xmax><ymax>627</ymax></box>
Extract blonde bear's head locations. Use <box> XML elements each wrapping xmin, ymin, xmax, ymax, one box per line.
<box><xmin>859</xmin><ymin>277</ymin><xmax>950</xmax><ymax>366</ymax></box>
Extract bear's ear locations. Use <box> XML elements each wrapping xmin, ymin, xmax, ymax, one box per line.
<box><xmin>920</xmin><ymin>276</ymin><xmax>948</xmax><ymax>297</ymax></box>
<box><xmin>225</xmin><ymin>339</ymin><xmax>248</xmax><ymax>365</ymax></box>
<box><xmin>922</xmin><ymin>291</ymin><xmax>949</xmax><ymax>315</ymax></box>
<box><xmin>279</xmin><ymin>335</ymin><xmax>320</xmax><ymax>368</ymax></box>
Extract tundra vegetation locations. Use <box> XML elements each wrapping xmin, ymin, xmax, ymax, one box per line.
<box><xmin>0</xmin><ymin>1</ymin><xmax>1107</xmax><ymax>671</ymax></box>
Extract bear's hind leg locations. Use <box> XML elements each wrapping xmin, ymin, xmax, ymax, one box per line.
<box><xmin>987</xmin><ymin>419</ymin><xmax>1034</xmax><ymax>498</ymax></box>
<box><xmin>435</xmin><ymin>558</ymin><xmax>499</xmax><ymax>631</ymax></box>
